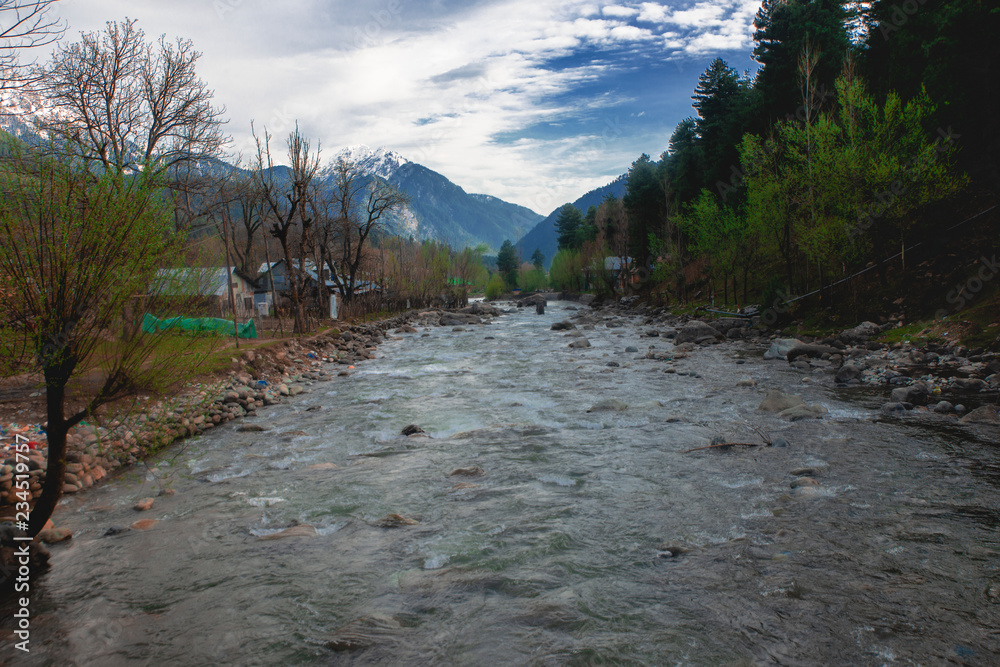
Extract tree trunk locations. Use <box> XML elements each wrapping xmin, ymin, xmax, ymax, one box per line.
<box><xmin>28</xmin><ymin>371</ymin><xmax>70</xmax><ymax>537</ymax></box>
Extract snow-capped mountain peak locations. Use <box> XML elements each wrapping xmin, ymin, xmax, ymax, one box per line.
<box><xmin>335</xmin><ymin>144</ymin><xmax>410</xmax><ymax>179</ymax></box>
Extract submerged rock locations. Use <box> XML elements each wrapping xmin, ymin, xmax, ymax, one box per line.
<box><xmin>258</xmin><ymin>524</ymin><xmax>317</xmax><ymax>540</ymax></box>
<box><xmin>449</xmin><ymin>466</ymin><xmax>485</xmax><ymax>477</ymax></box>
<box><xmin>778</xmin><ymin>404</ymin><xmax>827</xmax><ymax>421</ymax></box>
<box><xmin>401</xmin><ymin>424</ymin><xmax>426</xmax><ymax>436</ymax></box>
<box><xmin>758</xmin><ymin>390</ymin><xmax>805</xmax><ymax>413</ymax></box>
<box><xmin>376</xmin><ymin>513</ymin><xmax>419</xmax><ymax>528</ymax></box>
<box><xmin>587</xmin><ymin>399</ymin><xmax>628</xmax><ymax>412</ymax></box>
<box><xmin>568</xmin><ymin>339</ymin><xmax>591</xmax><ymax>349</ymax></box>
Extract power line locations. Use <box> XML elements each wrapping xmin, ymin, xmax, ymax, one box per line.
<box><xmin>784</xmin><ymin>204</ymin><xmax>999</xmax><ymax>304</ymax></box>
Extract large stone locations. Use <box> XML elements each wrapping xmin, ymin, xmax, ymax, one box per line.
<box><xmin>673</xmin><ymin>321</ymin><xmax>723</xmax><ymax>345</ymax></box>
<box><xmin>890</xmin><ymin>383</ymin><xmax>930</xmax><ymax>406</ymax></box>
<box><xmin>133</xmin><ymin>498</ymin><xmax>155</xmax><ymax>512</ymax></box>
<box><xmin>835</xmin><ymin>363</ymin><xmax>863</xmax><ymax>384</ymax></box>
<box><xmin>551</xmin><ymin>321</ymin><xmax>575</xmax><ymax>331</ymax></box>
<box><xmin>587</xmin><ymin>399</ymin><xmax>628</xmax><ymax>412</ymax></box>
<box><xmin>840</xmin><ymin>321</ymin><xmax>883</xmax><ymax>343</ymax></box>
<box><xmin>758</xmin><ymin>390</ymin><xmax>805</xmax><ymax>413</ymax></box>
<box><xmin>953</xmin><ymin>378</ymin><xmax>988</xmax><ymax>392</ymax></box>
<box><xmin>778</xmin><ymin>404</ymin><xmax>827</xmax><ymax>421</ymax></box>
<box><xmin>376</xmin><ymin>513</ymin><xmax>419</xmax><ymax>528</ymax></box>
<box><xmin>959</xmin><ymin>404</ymin><xmax>1000</xmax><ymax>425</ymax></box>
<box><xmin>763</xmin><ymin>339</ymin><xmax>803</xmax><ymax>360</ymax></box>
<box><xmin>568</xmin><ymin>339</ymin><xmax>591</xmax><ymax>349</ymax></box>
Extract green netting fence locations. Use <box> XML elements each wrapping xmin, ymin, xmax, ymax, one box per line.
<box><xmin>142</xmin><ymin>313</ymin><xmax>257</xmax><ymax>339</ymax></box>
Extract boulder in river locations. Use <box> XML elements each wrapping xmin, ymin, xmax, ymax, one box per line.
<box><xmin>778</xmin><ymin>404</ymin><xmax>827</xmax><ymax>421</ymax></box>
<box><xmin>401</xmin><ymin>424</ymin><xmax>426</xmax><ymax>436</ymax></box>
<box><xmin>763</xmin><ymin>339</ymin><xmax>803</xmax><ymax>360</ymax></box>
<box><xmin>758</xmin><ymin>390</ymin><xmax>805</xmax><ymax>413</ymax></box>
<box><xmin>449</xmin><ymin>466</ymin><xmax>485</xmax><ymax>477</ymax></box>
<box><xmin>835</xmin><ymin>363</ymin><xmax>863</xmax><ymax>384</ymax></box>
<box><xmin>587</xmin><ymin>399</ymin><xmax>628</xmax><ymax>412</ymax></box>
<box><xmin>551</xmin><ymin>321</ymin><xmax>575</xmax><ymax>331</ymax></box>
<box><xmin>890</xmin><ymin>383</ymin><xmax>930</xmax><ymax>406</ymax></box>
<box><xmin>376</xmin><ymin>513</ymin><xmax>419</xmax><ymax>528</ymax></box>
<box><xmin>568</xmin><ymin>339</ymin><xmax>591</xmax><ymax>349</ymax></box>
<box><xmin>673</xmin><ymin>321</ymin><xmax>723</xmax><ymax>345</ymax></box>
<box><xmin>959</xmin><ymin>404</ymin><xmax>1000</xmax><ymax>425</ymax></box>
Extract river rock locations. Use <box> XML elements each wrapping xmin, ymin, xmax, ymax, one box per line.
<box><xmin>764</xmin><ymin>339</ymin><xmax>803</xmax><ymax>360</ymax></box>
<box><xmin>401</xmin><ymin>424</ymin><xmax>426</xmax><ymax>436</ymax></box>
<box><xmin>758</xmin><ymin>390</ymin><xmax>805</xmax><ymax>413</ymax></box>
<box><xmin>449</xmin><ymin>466</ymin><xmax>484</xmax><ymax>477</ymax></box>
<box><xmin>778</xmin><ymin>404</ymin><xmax>827</xmax><ymax>421</ymax></box>
<box><xmin>790</xmin><ymin>477</ymin><xmax>819</xmax><ymax>488</ymax></box>
<box><xmin>587</xmin><ymin>399</ymin><xmax>628</xmax><ymax>412</ymax></box>
<box><xmin>133</xmin><ymin>498</ymin><xmax>155</xmax><ymax>512</ymax></box>
<box><xmin>673</xmin><ymin>321</ymin><xmax>723</xmax><ymax>345</ymax></box>
<box><xmin>959</xmin><ymin>404</ymin><xmax>1000</xmax><ymax>425</ymax></box>
<box><xmin>237</xmin><ymin>424</ymin><xmax>269</xmax><ymax>432</ymax></box>
<box><xmin>880</xmin><ymin>401</ymin><xmax>911</xmax><ymax>415</ymax></box>
<box><xmin>376</xmin><ymin>513</ymin><xmax>419</xmax><ymax>527</ymax></box>
<box><xmin>568</xmin><ymin>339</ymin><xmax>591</xmax><ymax>349</ymax></box>
<box><xmin>130</xmin><ymin>519</ymin><xmax>159</xmax><ymax>531</ymax></box>
<box><xmin>890</xmin><ymin>383</ymin><xmax>930</xmax><ymax>406</ymax></box>
<box><xmin>551</xmin><ymin>321</ymin><xmax>575</xmax><ymax>331</ymax></box>
<box><xmin>835</xmin><ymin>363</ymin><xmax>863</xmax><ymax>384</ymax></box>
<box><xmin>786</xmin><ymin>344</ymin><xmax>841</xmax><ymax>362</ymax></box>
<box><xmin>37</xmin><ymin>528</ymin><xmax>73</xmax><ymax>544</ymax></box>
<box><xmin>954</xmin><ymin>378</ymin><xmax>988</xmax><ymax>392</ymax></box>
<box><xmin>839</xmin><ymin>321</ymin><xmax>882</xmax><ymax>343</ymax></box>
<box><xmin>933</xmin><ymin>401</ymin><xmax>954</xmax><ymax>414</ymax></box>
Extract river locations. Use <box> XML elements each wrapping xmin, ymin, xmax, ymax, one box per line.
<box><xmin>3</xmin><ymin>302</ymin><xmax>999</xmax><ymax>665</ymax></box>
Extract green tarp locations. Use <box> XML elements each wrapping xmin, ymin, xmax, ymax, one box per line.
<box><xmin>142</xmin><ymin>313</ymin><xmax>257</xmax><ymax>339</ymax></box>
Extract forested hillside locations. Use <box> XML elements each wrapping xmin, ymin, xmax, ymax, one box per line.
<box><xmin>559</xmin><ymin>0</ymin><xmax>999</xmax><ymax>330</ymax></box>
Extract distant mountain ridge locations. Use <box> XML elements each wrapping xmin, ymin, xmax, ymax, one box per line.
<box><xmin>517</xmin><ymin>175</ymin><xmax>628</xmax><ymax>268</ymax></box>
<box><xmin>0</xmin><ymin>91</ymin><xmax>541</xmax><ymax>253</ymax></box>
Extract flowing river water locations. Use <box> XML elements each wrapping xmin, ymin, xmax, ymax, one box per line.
<box><xmin>3</xmin><ymin>302</ymin><xmax>1000</xmax><ymax>665</ymax></box>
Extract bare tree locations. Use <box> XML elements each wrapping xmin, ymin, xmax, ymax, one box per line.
<box><xmin>39</xmin><ymin>18</ymin><xmax>228</xmax><ymax>173</ymax></box>
<box><xmin>251</xmin><ymin>122</ymin><xmax>320</xmax><ymax>333</ymax></box>
<box><xmin>323</xmin><ymin>155</ymin><xmax>408</xmax><ymax>303</ymax></box>
<box><xmin>207</xmin><ymin>169</ymin><xmax>265</xmax><ymax>276</ymax></box>
<box><xmin>0</xmin><ymin>0</ymin><xmax>64</xmax><ymax>91</ymax></box>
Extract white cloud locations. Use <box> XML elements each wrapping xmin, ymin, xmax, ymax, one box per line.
<box><xmin>602</xmin><ymin>5</ymin><xmax>640</xmax><ymax>18</ymax></box>
<box><xmin>47</xmin><ymin>0</ymin><xmax>761</xmax><ymax>211</ymax></box>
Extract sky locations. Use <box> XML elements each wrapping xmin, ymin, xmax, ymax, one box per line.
<box><xmin>48</xmin><ymin>0</ymin><xmax>761</xmax><ymax>214</ymax></box>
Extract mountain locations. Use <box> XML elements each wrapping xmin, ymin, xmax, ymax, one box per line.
<box><xmin>336</xmin><ymin>145</ymin><xmax>542</xmax><ymax>252</ymax></box>
<box><xmin>516</xmin><ymin>175</ymin><xmax>628</xmax><ymax>268</ymax></box>
<box><xmin>0</xmin><ymin>89</ymin><xmax>541</xmax><ymax>253</ymax></box>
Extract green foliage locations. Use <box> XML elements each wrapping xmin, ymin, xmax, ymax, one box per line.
<box><xmin>530</xmin><ymin>248</ymin><xmax>545</xmax><ymax>269</ymax></box>
<box><xmin>555</xmin><ymin>203</ymin><xmax>584</xmax><ymax>251</ymax></box>
<box><xmin>496</xmin><ymin>239</ymin><xmax>519</xmax><ymax>288</ymax></box>
<box><xmin>623</xmin><ymin>154</ymin><xmax>665</xmax><ymax>268</ymax></box>
<box><xmin>485</xmin><ymin>273</ymin><xmax>506</xmax><ymax>300</ymax></box>
<box><xmin>519</xmin><ymin>265</ymin><xmax>548</xmax><ymax>292</ymax></box>
<box><xmin>549</xmin><ymin>249</ymin><xmax>585</xmax><ymax>292</ymax></box>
